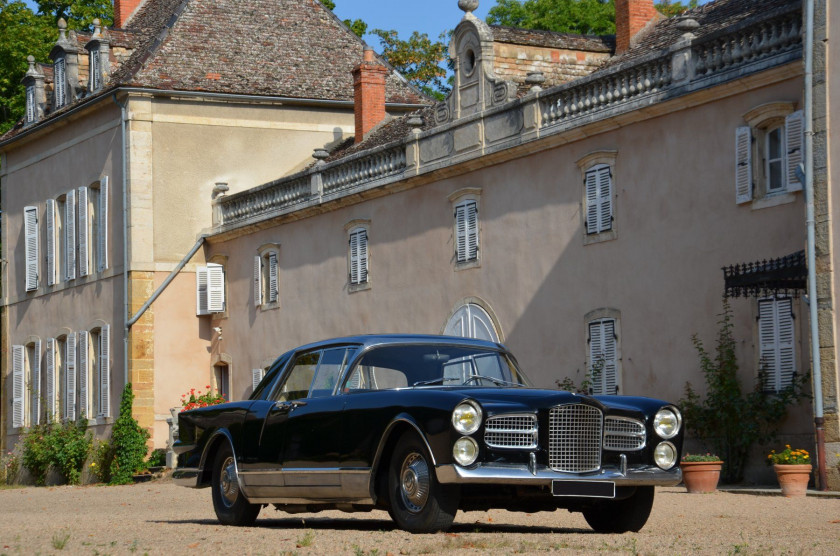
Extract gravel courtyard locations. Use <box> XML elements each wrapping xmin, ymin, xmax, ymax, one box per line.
<box><xmin>0</xmin><ymin>480</ymin><xmax>838</xmax><ymax>555</ymax></box>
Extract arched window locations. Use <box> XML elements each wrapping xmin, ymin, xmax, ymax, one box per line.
<box><xmin>444</xmin><ymin>303</ymin><xmax>500</xmax><ymax>342</ymax></box>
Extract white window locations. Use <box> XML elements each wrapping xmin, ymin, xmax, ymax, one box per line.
<box><xmin>585</xmin><ymin>164</ymin><xmax>612</xmax><ymax>234</ymax></box>
<box><xmin>65</xmin><ymin>333</ymin><xmax>77</xmax><ymax>421</ymax></box>
<box><xmin>46</xmin><ymin>199</ymin><xmax>57</xmax><ymax>286</ymax></box>
<box><xmin>78</xmin><ymin>330</ymin><xmax>90</xmax><ymax>418</ymax></box>
<box><xmin>252</xmin><ymin>368</ymin><xmax>266</xmax><ymax>391</ymax></box>
<box><xmin>27</xmin><ymin>340</ymin><xmax>42</xmax><ymax>426</ymax></box>
<box><xmin>24</xmin><ymin>205</ymin><xmax>39</xmax><ymax>292</ymax></box>
<box><xmin>758</xmin><ymin>297</ymin><xmax>796</xmax><ymax>391</ymax></box>
<box><xmin>90</xmin><ymin>49</ymin><xmax>101</xmax><ymax>92</ymax></box>
<box><xmin>64</xmin><ymin>190</ymin><xmax>76</xmax><ymax>281</ymax></box>
<box><xmin>214</xmin><ymin>363</ymin><xmax>230</xmax><ymax>402</ymax></box>
<box><xmin>94</xmin><ymin>326</ymin><xmax>110</xmax><ymax>418</ymax></box>
<box><xmin>454</xmin><ymin>200</ymin><xmax>478</xmax><ymax>263</ymax></box>
<box><xmin>735</xmin><ymin>109</ymin><xmax>804</xmax><ymax>204</ymax></box>
<box><xmin>444</xmin><ymin>303</ymin><xmax>499</xmax><ymax>342</ymax></box>
<box><xmin>45</xmin><ymin>338</ymin><xmax>58</xmax><ymax>421</ymax></box>
<box><xmin>197</xmin><ymin>263</ymin><xmax>226</xmax><ymax>315</ymax></box>
<box><xmin>26</xmin><ymin>85</ymin><xmax>36</xmax><ymax>124</ymax></box>
<box><xmin>96</xmin><ymin>177</ymin><xmax>109</xmax><ymax>272</ymax></box>
<box><xmin>254</xmin><ymin>252</ymin><xmax>278</xmax><ymax>307</ymax></box>
<box><xmin>78</xmin><ymin>186</ymin><xmax>90</xmax><ymax>277</ymax></box>
<box><xmin>54</xmin><ymin>57</ymin><xmax>67</xmax><ymax>108</ymax></box>
<box><xmin>588</xmin><ymin>318</ymin><xmax>619</xmax><ymax>395</ymax></box>
<box><xmin>12</xmin><ymin>345</ymin><xmax>26</xmax><ymax>428</ymax></box>
<box><xmin>349</xmin><ymin>227</ymin><xmax>369</xmax><ymax>285</ymax></box>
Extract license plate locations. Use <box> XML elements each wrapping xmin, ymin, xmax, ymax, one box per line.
<box><xmin>551</xmin><ymin>480</ymin><xmax>616</xmax><ymax>498</ymax></box>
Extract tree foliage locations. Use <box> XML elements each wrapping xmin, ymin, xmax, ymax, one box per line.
<box><xmin>0</xmin><ymin>0</ymin><xmax>112</xmax><ymax>134</ymax></box>
<box><xmin>107</xmin><ymin>383</ymin><xmax>150</xmax><ymax>485</ymax></box>
<box><xmin>655</xmin><ymin>0</ymin><xmax>699</xmax><ymax>17</ymax></box>
<box><xmin>371</xmin><ymin>29</ymin><xmax>448</xmax><ymax>100</ymax></box>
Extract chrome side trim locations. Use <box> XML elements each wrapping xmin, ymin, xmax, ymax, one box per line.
<box><xmin>436</xmin><ymin>463</ymin><xmax>682</xmax><ymax>487</ymax></box>
<box><xmin>247</xmin><ymin>496</ymin><xmax>375</xmax><ymax>505</ymax></box>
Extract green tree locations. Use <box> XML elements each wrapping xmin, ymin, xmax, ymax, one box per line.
<box><xmin>107</xmin><ymin>383</ymin><xmax>150</xmax><ymax>485</ymax></box>
<box><xmin>655</xmin><ymin>0</ymin><xmax>699</xmax><ymax>17</ymax></box>
<box><xmin>0</xmin><ymin>0</ymin><xmax>112</xmax><ymax>134</ymax></box>
<box><xmin>371</xmin><ymin>29</ymin><xmax>448</xmax><ymax>100</ymax></box>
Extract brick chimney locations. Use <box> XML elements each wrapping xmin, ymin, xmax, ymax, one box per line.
<box><xmin>615</xmin><ymin>0</ymin><xmax>661</xmax><ymax>55</ymax></box>
<box><xmin>114</xmin><ymin>0</ymin><xmax>144</xmax><ymax>29</ymax></box>
<box><xmin>352</xmin><ymin>47</ymin><xmax>389</xmax><ymax>144</ymax></box>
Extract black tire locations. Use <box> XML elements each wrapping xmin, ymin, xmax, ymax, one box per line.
<box><xmin>387</xmin><ymin>433</ymin><xmax>460</xmax><ymax>533</ymax></box>
<box><xmin>211</xmin><ymin>442</ymin><xmax>261</xmax><ymax>526</ymax></box>
<box><xmin>582</xmin><ymin>486</ymin><xmax>655</xmax><ymax>533</ymax></box>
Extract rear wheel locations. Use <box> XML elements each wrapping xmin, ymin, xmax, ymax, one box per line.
<box><xmin>211</xmin><ymin>442</ymin><xmax>261</xmax><ymax>526</ymax></box>
<box><xmin>387</xmin><ymin>434</ymin><xmax>459</xmax><ymax>533</ymax></box>
<box><xmin>582</xmin><ymin>486</ymin><xmax>654</xmax><ymax>533</ymax></box>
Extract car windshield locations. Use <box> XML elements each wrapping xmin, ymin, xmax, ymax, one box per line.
<box><xmin>344</xmin><ymin>344</ymin><xmax>531</xmax><ymax>390</ymax></box>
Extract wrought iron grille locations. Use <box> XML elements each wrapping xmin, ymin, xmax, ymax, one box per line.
<box><xmin>484</xmin><ymin>414</ymin><xmax>538</xmax><ymax>449</ymax></box>
<box><xmin>548</xmin><ymin>404</ymin><xmax>602</xmax><ymax>473</ymax></box>
<box><xmin>604</xmin><ymin>416</ymin><xmax>645</xmax><ymax>451</ymax></box>
<box><xmin>723</xmin><ymin>250</ymin><xmax>806</xmax><ymax>299</ymax></box>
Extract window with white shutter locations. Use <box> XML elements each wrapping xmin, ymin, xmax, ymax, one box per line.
<box><xmin>66</xmin><ymin>334</ymin><xmax>77</xmax><ymax>421</ymax></box>
<box><xmin>29</xmin><ymin>340</ymin><xmax>42</xmax><ymax>426</ymax></box>
<box><xmin>349</xmin><ymin>227</ymin><xmax>369</xmax><ymax>285</ymax></box>
<box><xmin>97</xmin><ymin>177</ymin><xmax>109</xmax><ymax>272</ymax></box>
<box><xmin>268</xmin><ymin>253</ymin><xmax>278</xmax><ymax>303</ymax></box>
<box><xmin>98</xmin><ymin>325</ymin><xmax>110</xmax><ymax>418</ymax></box>
<box><xmin>255</xmin><ymin>249</ymin><xmax>280</xmax><ymax>307</ymax></box>
<box><xmin>454</xmin><ymin>200</ymin><xmax>478</xmax><ymax>263</ymax></box>
<box><xmin>54</xmin><ymin>57</ymin><xmax>67</xmax><ymax>108</ymax></box>
<box><xmin>585</xmin><ymin>164</ymin><xmax>613</xmax><ymax>234</ymax></box>
<box><xmin>46</xmin><ymin>199</ymin><xmax>57</xmax><ymax>286</ymax></box>
<box><xmin>90</xmin><ymin>49</ymin><xmax>101</xmax><ymax>91</ymax></box>
<box><xmin>12</xmin><ymin>345</ymin><xmax>25</xmax><ymax>428</ymax></box>
<box><xmin>65</xmin><ymin>189</ymin><xmax>76</xmax><ymax>281</ymax></box>
<box><xmin>197</xmin><ymin>263</ymin><xmax>226</xmax><ymax>314</ymax></box>
<box><xmin>78</xmin><ymin>186</ymin><xmax>90</xmax><ymax>277</ymax></box>
<box><xmin>46</xmin><ymin>338</ymin><xmax>57</xmax><ymax>420</ymax></box>
<box><xmin>588</xmin><ymin>318</ymin><xmax>619</xmax><ymax>395</ymax></box>
<box><xmin>785</xmin><ymin>111</ymin><xmax>804</xmax><ymax>192</ymax></box>
<box><xmin>254</xmin><ymin>255</ymin><xmax>262</xmax><ymax>307</ymax></box>
<box><xmin>25</xmin><ymin>85</ymin><xmax>36</xmax><ymax>124</ymax></box>
<box><xmin>78</xmin><ymin>330</ymin><xmax>90</xmax><ymax>418</ymax></box>
<box><xmin>252</xmin><ymin>368</ymin><xmax>265</xmax><ymax>391</ymax></box>
<box><xmin>758</xmin><ymin>297</ymin><xmax>796</xmax><ymax>391</ymax></box>
<box><xmin>735</xmin><ymin>126</ymin><xmax>753</xmax><ymax>204</ymax></box>
<box><xmin>24</xmin><ymin>205</ymin><xmax>39</xmax><ymax>291</ymax></box>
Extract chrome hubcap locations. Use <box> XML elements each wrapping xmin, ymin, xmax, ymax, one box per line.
<box><xmin>219</xmin><ymin>456</ymin><xmax>239</xmax><ymax>508</ymax></box>
<box><xmin>399</xmin><ymin>452</ymin><xmax>430</xmax><ymax>513</ymax></box>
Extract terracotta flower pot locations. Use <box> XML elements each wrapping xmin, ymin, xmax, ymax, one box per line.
<box><xmin>681</xmin><ymin>461</ymin><xmax>723</xmax><ymax>493</ymax></box>
<box><xmin>774</xmin><ymin>464</ymin><xmax>812</xmax><ymax>497</ymax></box>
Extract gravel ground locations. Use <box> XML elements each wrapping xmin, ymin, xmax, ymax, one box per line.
<box><xmin>0</xmin><ymin>480</ymin><xmax>838</xmax><ymax>555</ymax></box>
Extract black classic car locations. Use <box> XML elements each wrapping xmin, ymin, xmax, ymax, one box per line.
<box><xmin>173</xmin><ymin>335</ymin><xmax>683</xmax><ymax>533</ymax></box>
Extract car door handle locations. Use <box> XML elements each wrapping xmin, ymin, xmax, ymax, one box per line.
<box><xmin>274</xmin><ymin>400</ymin><xmax>308</xmax><ymax>412</ymax></box>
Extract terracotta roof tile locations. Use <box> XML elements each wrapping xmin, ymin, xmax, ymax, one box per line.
<box><xmin>490</xmin><ymin>26</ymin><xmax>614</xmax><ymax>53</ymax></box>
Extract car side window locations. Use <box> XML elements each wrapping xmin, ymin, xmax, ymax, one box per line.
<box><xmin>276</xmin><ymin>351</ymin><xmax>321</xmax><ymax>402</ymax></box>
<box><xmin>309</xmin><ymin>348</ymin><xmax>351</xmax><ymax>398</ymax></box>
<box><xmin>344</xmin><ymin>365</ymin><xmax>408</xmax><ymax>392</ymax></box>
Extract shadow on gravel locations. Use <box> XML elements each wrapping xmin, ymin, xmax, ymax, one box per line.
<box><xmin>149</xmin><ymin>518</ymin><xmax>592</xmax><ymax>535</ymax></box>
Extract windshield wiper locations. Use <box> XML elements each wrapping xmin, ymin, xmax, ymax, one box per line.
<box><xmin>412</xmin><ymin>378</ymin><xmax>446</xmax><ymax>386</ymax></box>
<box><xmin>463</xmin><ymin>375</ymin><xmax>524</xmax><ymax>387</ymax></box>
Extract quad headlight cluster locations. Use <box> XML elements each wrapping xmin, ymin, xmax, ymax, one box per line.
<box><xmin>452</xmin><ymin>401</ymin><xmax>482</xmax><ymax>466</ymax></box>
<box><xmin>652</xmin><ymin>406</ymin><xmax>682</xmax><ymax>470</ymax></box>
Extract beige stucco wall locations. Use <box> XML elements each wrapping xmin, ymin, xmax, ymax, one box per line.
<box><xmin>203</xmin><ymin>77</ymin><xmax>813</xmax><ymax>484</ymax></box>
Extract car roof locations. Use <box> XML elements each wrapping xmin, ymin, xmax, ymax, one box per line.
<box><xmin>290</xmin><ymin>334</ymin><xmax>507</xmax><ymax>353</ymax></box>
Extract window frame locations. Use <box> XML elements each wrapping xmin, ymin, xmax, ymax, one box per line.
<box><xmin>448</xmin><ymin>188</ymin><xmax>482</xmax><ymax>270</ymax></box>
<box><xmin>54</xmin><ymin>56</ymin><xmax>67</xmax><ymax>108</ymax></box>
<box><xmin>757</xmin><ymin>296</ymin><xmax>797</xmax><ymax>393</ymax></box>
<box><xmin>347</xmin><ymin>223</ymin><xmax>370</xmax><ymax>291</ymax></box>
<box><xmin>576</xmin><ymin>150</ymin><xmax>618</xmax><ymax>245</ymax></box>
<box><xmin>255</xmin><ymin>244</ymin><xmax>280</xmax><ymax>309</ymax></box>
<box><xmin>585</xmin><ymin>309</ymin><xmax>622</xmax><ymax>396</ymax></box>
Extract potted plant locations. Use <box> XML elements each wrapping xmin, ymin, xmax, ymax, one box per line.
<box><xmin>767</xmin><ymin>445</ymin><xmax>812</xmax><ymax>497</ymax></box>
<box><xmin>681</xmin><ymin>453</ymin><xmax>723</xmax><ymax>493</ymax></box>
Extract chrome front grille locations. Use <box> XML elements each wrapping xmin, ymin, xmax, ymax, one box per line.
<box><xmin>484</xmin><ymin>414</ymin><xmax>538</xmax><ymax>449</ymax></box>
<box><xmin>549</xmin><ymin>404</ymin><xmax>603</xmax><ymax>473</ymax></box>
<box><xmin>604</xmin><ymin>416</ymin><xmax>646</xmax><ymax>451</ymax></box>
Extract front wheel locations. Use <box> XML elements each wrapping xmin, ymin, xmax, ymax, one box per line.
<box><xmin>387</xmin><ymin>433</ymin><xmax>460</xmax><ymax>533</ymax></box>
<box><xmin>582</xmin><ymin>486</ymin><xmax>654</xmax><ymax>533</ymax></box>
<box><xmin>211</xmin><ymin>442</ymin><xmax>261</xmax><ymax>526</ymax></box>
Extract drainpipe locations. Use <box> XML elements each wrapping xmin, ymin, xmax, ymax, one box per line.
<box><xmin>112</xmin><ymin>93</ymin><xmax>130</xmax><ymax>386</ymax></box>
<box><xmin>801</xmin><ymin>0</ymin><xmax>827</xmax><ymax>491</ymax></box>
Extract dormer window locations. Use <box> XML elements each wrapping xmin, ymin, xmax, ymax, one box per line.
<box><xmin>90</xmin><ymin>49</ymin><xmax>101</xmax><ymax>91</ymax></box>
<box><xmin>54</xmin><ymin>57</ymin><xmax>67</xmax><ymax>108</ymax></box>
<box><xmin>25</xmin><ymin>85</ymin><xmax>36</xmax><ymax>124</ymax></box>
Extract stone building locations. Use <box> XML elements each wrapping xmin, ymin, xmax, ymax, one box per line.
<box><xmin>2</xmin><ymin>0</ymin><xmax>838</xmax><ymax>488</ymax></box>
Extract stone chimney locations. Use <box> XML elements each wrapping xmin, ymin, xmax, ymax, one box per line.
<box><xmin>615</xmin><ymin>0</ymin><xmax>661</xmax><ymax>55</ymax></box>
<box><xmin>352</xmin><ymin>47</ymin><xmax>389</xmax><ymax>144</ymax></box>
<box><xmin>114</xmin><ymin>0</ymin><xmax>144</xmax><ymax>28</ymax></box>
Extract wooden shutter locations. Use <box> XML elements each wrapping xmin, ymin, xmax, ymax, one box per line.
<box><xmin>98</xmin><ymin>177</ymin><xmax>109</xmax><ymax>271</ymax></box>
<box><xmin>735</xmin><ymin>126</ymin><xmax>753</xmax><ymax>204</ymax></box>
<box><xmin>588</xmin><ymin>322</ymin><xmax>604</xmax><ymax>394</ymax></box>
<box><xmin>349</xmin><ymin>232</ymin><xmax>360</xmax><ymax>284</ymax></box>
<box><xmin>78</xmin><ymin>186</ymin><xmax>90</xmax><ymax>277</ymax></box>
<box><xmin>32</xmin><ymin>339</ymin><xmax>42</xmax><ymax>425</ymax></box>
<box><xmin>24</xmin><ymin>205</ymin><xmax>39</xmax><ymax>291</ymax></box>
<box><xmin>268</xmin><ymin>252</ymin><xmax>278</xmax><ymax>303</ymax></box>
<box><xmin>585</xmin><ymin>169</ymin><xmax>599</xmax><ymax>234</ymax></box>
<box><xmin>196</xmin><ymin>266</ymin><xmax>209</xmax><ymax>315</ymax></box>
<box><xmin>54</xmin><ymin>58</ymin><xmax>66</xmax><ymax>107</ymax></box>
<box><xmin>596</xmin><ymin>166</ymin><xmax>612</xmax><ymax>233</ymax></box>
<box><xmin>758</xmin><ymin>298</ymin><xmax>796</xmax><ymax>391</ymax></box>
<box><xmin>785</xmin><ymin>111</ymin><xmax>804</xmax><ymax>192</ymax></box>
<box><xmin>253</xmin><ymin>256</ymin><xmax>262</xmax><ymax>307</ymax></box>
<box><xmin>455</xmin><ymin>203</ymin><xmax>468</xmax><ymax>262</ymax></box>
<box><xmin>207</xmin><ymin>263</ymin><xmax>225</xmax><ymax>313</ymax></box>
<box><xmin>589</xmin><ymin>319</ymin><xmax>618</xmax><ymax>395</ymax></box>
<box><xmin>252</xmin><ymin>368</ymin><xmax>264</xmax><ymax>391</ymax></box>
<box><xmin>350</xmin><ymin>229</ymin><xmax>367</xmax><ymax>284</ymax></box>
<box><xmin>65</xmin><ymin>189</ymin><xmax>76</xmax><ymax>280</ymax></box>
<box><xmin>12</xmin><ymin>345</ymin><xmax>25</xmax><ymax>428</ymax></box>
<box><xmin>78</xmin><ymin>331</ymin><xmax>89</xmax><ymax>418</ymax></box>
<box><xmin>99</xmin><ymin>325</ymin><xmax>110</xmax><ymax>418</ymax></box>
<box><xmin>358</xmin><ymin>230</ymin><xmax>368</xmax><ymax>283</ymax></box>
<box><xmin>46</xmin><ymin>199</ymin><xmax>56</xmax><ymax>286</ymax></box>
<box><xmin>46</xmin><ymin>338</ymin><xmax>56</xmax><ymax>420</ymax></box>
<box><xmin>455</xmin><ymin>201</ymin><xmax>478</xmax><ymax>262</ymax></box>
<box><xmin>66</xmin><ymin>334</ymin><xmax>77</xmax><ymax>421</ymax></box>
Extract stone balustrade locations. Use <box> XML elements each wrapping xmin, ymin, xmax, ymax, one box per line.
<box><xmin>323</xmin><ymin>145</ymin><xmax>407</xmax><ymax>196</ymax></box>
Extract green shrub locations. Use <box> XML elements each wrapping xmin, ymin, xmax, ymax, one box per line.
<box><xmin>21</xmin><ymin>424</ymin><xmax>52</xmax><ymax>485</ymax></box>
<box><xmin>91</xmin><ymin>440</ymin><xmax>113</xmax><ymax>483</ymax></box>
<box><xmin>147</xmin><ymin>448</ymin><xmax>167</xmax><ymax>468</ymax></box>
<box><xmin>108</xmin><ymin>383</ymin><xmax>150</xmax><ymax>485</ymax></box>
<box><xmin>1</xmin><ymin>448</ymin><xmax>21</xmax><ymax>485</ymax></box>
<box><xmin>47</xmin><ymin>418</ymin><xmax>92</xmax><ymax>485</ymax></box>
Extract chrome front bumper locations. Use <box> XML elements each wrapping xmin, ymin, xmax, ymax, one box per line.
<box><xmin>172</xmin><ymin>467</ymin><xmax>202</xmax><ymax>488</ymax></box>
<box><xmin>436</xmin><ymin>462</ymin><xmax>682</xmax><ymax>487</ymax></box>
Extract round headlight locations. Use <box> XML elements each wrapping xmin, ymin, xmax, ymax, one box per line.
<box><xmin>453</xmin><ymin>437</ymin><xmax>479</xmax><ymax>466</ymax></box>
<box><xmin>654</xmin><ymin>441</ymin><xmax>677</xmax><ymax>470</ymax></box>
<box><xmin>452</xmin><ymin>402</ymin><xmax>482</xmax><ymax>435</ymax></box>
<box><xmin>653</xmin><ymin>407</ymin><xmax>681</xmax><ymax>439</ymax></box>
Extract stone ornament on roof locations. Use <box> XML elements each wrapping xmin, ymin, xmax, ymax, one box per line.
<box><xmin>458</xmin><ymin>0</ymin><xmax>479</xmax><ymax>14</ymax></box>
